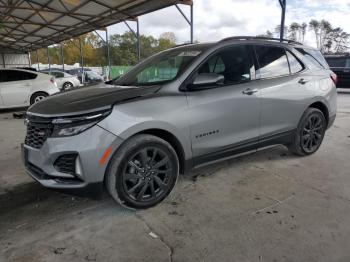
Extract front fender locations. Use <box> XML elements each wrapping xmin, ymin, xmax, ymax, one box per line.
<box><xmin>97</xmin><ymin>111</ymin><xmax>192</xmax><ymax>161</ymax></box>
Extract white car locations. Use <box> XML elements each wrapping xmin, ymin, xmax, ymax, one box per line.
<box><xmin>0</xmin><ymin>69</ymin><xmax>60</xmax><ymax>109</ymax></box>
<box><xmin>44</xmin><ymin>70</ymin><xmax>81</xmax><ymax>90</ymax></box>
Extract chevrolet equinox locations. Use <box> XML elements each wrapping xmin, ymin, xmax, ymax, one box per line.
<box><xmin>22</xmin><ymin>37</ymin><xmax>337</xmax><ymax>209</ymax></box>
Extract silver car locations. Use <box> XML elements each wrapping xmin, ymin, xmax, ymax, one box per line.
<box><xmin>22</xmin><ymin>37</ymin><xmax>337</xmax><ymax>209</ymax></box>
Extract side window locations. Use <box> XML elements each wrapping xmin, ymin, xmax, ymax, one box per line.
<box><xmin>286</xmin><ymin>51</ymin><xmax>304</xmax><ymax>74</ymax></box>
<box><xmin>4</xmin><ymin>70</ymin><xmax>22</xmax><ymax>82</ymax></box>
<box><xmin>2</xmin><ymin>70</ymin><xmax>37</xmax><ymax>82</ymax></box>
<box><xmin>255</xmin><ymin>46</ymin><xmax>290</xmax><ymax>78</ymax></box>
<box><xmin>197</xmin><ymin>45</ymin><xmax>253</xmax><ymax>85</ymax></box>
<box><xmin>52</xmin><ymin>72</ymin><xmax>64</xmax><ymax>78</ymax></box>
<box><xmin>21</xmin><ymin>71</ymin><xmax>37</xmax><ymax>80</ymax></box>
<box><xmin>346</xmin><ymin>58</ymin><xmax>350</xmax><ymax>68</ymax></box>
<box><xmin>296</xmin><ymin>48</ymin><xmax>328</xmax><ymax>69</ymax></box>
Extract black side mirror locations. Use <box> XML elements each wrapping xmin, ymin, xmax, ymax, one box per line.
<box><xmin>187</xmin><ymin>73</ymin><xmax>225</xmax><ymax>91</ymax></box>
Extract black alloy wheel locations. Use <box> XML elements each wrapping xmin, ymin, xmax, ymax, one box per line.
<box><xmin>122</xmin><ymin>147</ymin><xmax>174</xmax><ymax>202</ymax></box>
<box><xmin>106</xmin><ymin>134</ymin><xmax>179</xmax><ymax>209</ymax></box>
<box><xmin>301</xmin><ymin>113</ymin><xmax>325</xmax><ymax>153</ymax></box>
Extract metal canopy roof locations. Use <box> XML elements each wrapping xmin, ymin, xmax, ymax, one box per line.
<box><xmin>0</xmin><ymin>0</ymin><xmax>192</xmax><ymax>53</ymax></box>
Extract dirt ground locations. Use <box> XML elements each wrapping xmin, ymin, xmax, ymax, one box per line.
<box><xmin>1</xmin><ymin>90</ymin><xmax>350</xmax><ymax>262</ymax></box>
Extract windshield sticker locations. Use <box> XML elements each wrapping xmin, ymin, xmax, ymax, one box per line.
<box><xmin>178</xmin><ymin>51</ymin><xmax>202</xmax><ymax>57</ymax></box>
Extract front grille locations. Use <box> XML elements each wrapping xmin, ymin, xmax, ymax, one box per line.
<box><xmin>54</xmin><ymin>154</ymin><xmax>77</xmax><ymax>175</ymax></box>
<box><xmin>25</xmin><ymin>116</ymin><xmax>53</xmax><ymax>149</ymax></box>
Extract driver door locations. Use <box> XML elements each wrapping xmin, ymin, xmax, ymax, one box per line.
<box><xmin>186</xmin><ymin>45</ymin><xmax>261</xmax><ymax>166</ymax></box>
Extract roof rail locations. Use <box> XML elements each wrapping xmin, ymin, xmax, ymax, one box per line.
<box><xmin>219</xmin><ymin>36</ymin><xmax>303</xmax><ymax>45</ymax></box>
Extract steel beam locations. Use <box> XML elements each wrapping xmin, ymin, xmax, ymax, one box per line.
<box><xmin>61</xmin><ymin>44</ymin><xmax>64</xmax><ymax>71</ymax></box>
<box><xmin>106</xmin><ymin>28</ymin><xmax>111</xmax><ymax>78</ymax></box>
<box><xmin>124</xmin><ymin>20</ymin><xmax>141</xmax><ymax>62</ymax></box>
<box><xmin>47</xmin><ymin>47</ymin><xmax>51</xmax><ymax>72</ymax></box>
<box><xmin>79</xmin><ymin>38</ymin><xmax>84</xmax><ymax>84</ymax></box>
<box><xmin>279</xmin><ymin>0</ymin><xmax>286</xmax><ymax>41</ymax></box>
<box><xmin>36</xmin><ymin>49</ymin><xmax>40</xmax><ymax>70</ymax></box>
<box><xmin>2</xmin><ymin>53</ymin><xmax>6</xmax><ymax>69</ymax></box>
<box><xmin>175</xmin><ymin>3</ymin><xmax>194</xmax><ymax>43</ymax></box>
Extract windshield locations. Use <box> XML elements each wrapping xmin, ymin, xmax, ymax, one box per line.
<box><xmin>115</xmin><ymin>45</ymin><xmax>209</xmax><ymax>86</ymax></box>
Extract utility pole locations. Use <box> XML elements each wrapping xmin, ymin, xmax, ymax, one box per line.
<box><xmin>279</xmin><ymin>0</ymin><xmax>287</xmax><ymax>41</ymax></box>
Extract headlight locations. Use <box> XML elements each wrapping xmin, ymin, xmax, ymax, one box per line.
<box><xmin>51</xmin><ymin>110</ymin><xmax>111</xmax><ymax>137</ymax></box>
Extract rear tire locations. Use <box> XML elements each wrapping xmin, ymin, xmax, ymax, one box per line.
<box><xmin>288</xmin><ymin>108</ymin><xmax>327</xmax><ymax>156</ymax></box>
<box><xmin>106</xmin><ymin>134</ymin><xmax>179</xmax><ymax>209</ymax></box>
<box><xmin>30</xmin><ymin>92</ymin><xmax>48</xmax><ymax>105</ymax></box>
<box><xmin>62</xmin><ymin>82</ymin><xmax>74</xmax><ymax>90</ymax></box>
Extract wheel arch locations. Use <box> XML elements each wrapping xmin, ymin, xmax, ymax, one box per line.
<box><xmin>133</xmin><ymin>128</ymin><xmax>188</xmax><ymax>175</ymax></box>
<box><xmin>308</xmin><ymin>101</ymin><xmax>329</xmax><ymax>126</ymax></box>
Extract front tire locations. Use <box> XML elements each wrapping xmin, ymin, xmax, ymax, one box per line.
<box><xmin>106</xmin><ymin>134</ymin><xmax>179</xmax><ymax>209</ymax></box>
<box><xmin>288</xmin><ymin>108</ymin><xmax>327</xmax><ymax>156</ymax></box>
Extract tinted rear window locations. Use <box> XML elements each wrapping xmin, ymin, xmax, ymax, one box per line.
<box><xmin>325</xmin><ymin>57</ymin><xmax>350</xmax><ymax>68</ymax></box>
<box><xmin>255</xmin><ymin>46</ymin><xmax>290</xmax><ymax>78</ymax></box>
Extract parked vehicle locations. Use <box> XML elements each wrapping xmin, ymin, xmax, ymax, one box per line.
<box><xmin>42</xmin><ymin>70</ymin><xmax>80</xmax><ymax>90</ymax></box>
<box><xmin>22</xmin><ymin>37</ymin><xmax>337</xmax><ymax>209</ymax></box>
<box><xmin>65</xmin><ymin>68</ymin><xmax>103</xmax><ymax>85</ymax></box>
<box><xmin>325</xmin><ymin>54</ymin><xmax>350</xmax><ymax>88</ymax></box>
<box><xmin>0</xmin><ymin>69</ymin><xmax>59</xmax><ymax>109</ymax></box>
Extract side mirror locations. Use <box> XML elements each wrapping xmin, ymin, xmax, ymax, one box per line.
<box><xmin>188</xmin><ymin>73</ymin><xmax>225</xmax><ymax>91</ymax></box>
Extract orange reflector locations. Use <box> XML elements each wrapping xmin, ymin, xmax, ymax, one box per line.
<box><xmin>99</xmin><ymin>147</ymin><xmax>112</xmax><ymax>166</ymax></box>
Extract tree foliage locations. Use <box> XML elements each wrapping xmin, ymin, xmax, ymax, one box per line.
<box><xmin>31</xmin><ymin>31</ymin><xmax>176</xmax><ymax>67</ymax></box>
<box><xmin>260</xmin><ymin>20</ymin><xmax>349</xmax><ymax>54</ymax></box>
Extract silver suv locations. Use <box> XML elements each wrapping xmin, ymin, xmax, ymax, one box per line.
<box><xmin>22</xmin><ymin>37</ymin><xmax>337</xmax><ymax>209</ymax></box>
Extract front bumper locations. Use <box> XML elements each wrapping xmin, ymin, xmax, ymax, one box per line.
<box><xmin>22</xmin><ymin>124</ymin><xmax>124</xmax><ymax>197</ymax></box>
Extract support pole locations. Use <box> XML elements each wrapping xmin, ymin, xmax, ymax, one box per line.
<box><xmin>279</xmin><ymin>0</ymin><xmax>286</xmax><ymax>41</ymax></box>
<box><xmin>190</xmin><ymin>4</ymin><xmax>194</xmax><ymax>43</ymax></box>
<box><xmin>136</xmin><ymin>19</ymin><xmax>140</xmax><ymax>61</ymax></box>
<box><xmin>124</xmin><ymin>20</ymin><xmax>141</xmax><ymax>62</ymax></box>
<box><xmin>61</xmin><ymin>44</ymin><xmax>65</xmax><ymax>71</ymax></box>
<box><xmin>105</xmin><ymin>28</ymin><xmax>111</xmax><ymax>78</ymax></box>
<box><xmin>2</xmin><ymin>53</ymin><xmax>6</xmax><ymax>69</ymax></box>
<box><xmin>175</xmin><ymin>4</ymin><xmax>194</xmax><ymax>43</ymax></box>
<box><xmin>28</xmin><ymin>52</ymin><xmax>31</xmax><ymax>67</ymax></box>
<box><xmin>36</xmin><ymin>50</ymin><xmax>40</xmax><ymax>70</ymax></box>
<box><xmin>47</xmin><ymin>47</ymin><xmax>51</xmax><ymax>73</ymax></box>
<box><xmin>79</xmin><ymin>38</ymin><xmax>84</xmax><ymax>84</ymax></box>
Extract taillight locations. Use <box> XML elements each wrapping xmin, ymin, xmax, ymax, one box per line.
<box><xmin>50</xmin><ymin>77</ymin><xmax>55</xmax><ymax>84</ymax></box>
<box><xmin>330</xmin><ymin>72</ymin><xmax>338</xmax><ymax>86</ymax></box>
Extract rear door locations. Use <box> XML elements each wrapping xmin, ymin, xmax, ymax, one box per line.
<box><xmin>52</xmin><ymin>71</ymin><xmax>64</xmax><ymax>87</ymax></box>
<box><xmin>254</xmin><ymin>45</ymin><xmax>315</xmax><ymax>143</ymax></box>
<box><xmin>186</xmin><ymin>45</ymin><xmax>261</xmax><ymax>164</ymax></box>
<box><xmin>1</xmin><ymin>70</ymin><xmax>37</xmax><ymax>107</ymax></box>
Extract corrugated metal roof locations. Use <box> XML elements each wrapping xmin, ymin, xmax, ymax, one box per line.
<box><xmin>0</xmin><ymin>0</ymin><xmax>192</xmax><ymax>53</ymax></box>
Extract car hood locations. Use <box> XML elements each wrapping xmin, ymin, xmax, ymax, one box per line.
<box><xmin>27</xmin><ymin>83</ymin><xmax>161</xmax><ymax>117</ymax></box>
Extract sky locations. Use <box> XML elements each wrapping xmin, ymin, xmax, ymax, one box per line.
<box><xmin>107</xmin><ymin>0</ymin><xmax>350</xmax><ymax>48</ymax></box>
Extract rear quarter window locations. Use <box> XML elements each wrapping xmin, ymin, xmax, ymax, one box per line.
<box><xmin>296</xmin><ymin>48</ymin><xmax>329</xmax><ymax>70</ymax></box>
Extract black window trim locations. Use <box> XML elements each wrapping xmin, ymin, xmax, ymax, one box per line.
<box><xmin>180</xmin><ymin>43</ymin><xmax>257</xmax><ymax>92</ymax></box>
<box><xmin>285</xmin><ymin>49</ymin><xmax>306</xmax><ymax>75</ymax></box>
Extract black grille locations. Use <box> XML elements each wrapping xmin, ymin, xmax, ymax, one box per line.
<box><xmin>54</xmin><ymin>154</ymin><xmax>77</xmax><ymax>175</ymax></box>
<box><xmin>25</xmin><ymin>116</ymin><xmax>53</xmax><ymax>149</ymax></box>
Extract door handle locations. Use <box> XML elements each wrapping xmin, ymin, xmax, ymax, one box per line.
<box><xmin>298</xmin><ymin>78</ymin><xmax>308</xmax><ymax>85</ymax></box>
<box><xmin>242</xmin><ymin>88</ymin><xmax>258</xmax><ymax>95</ymax></box>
